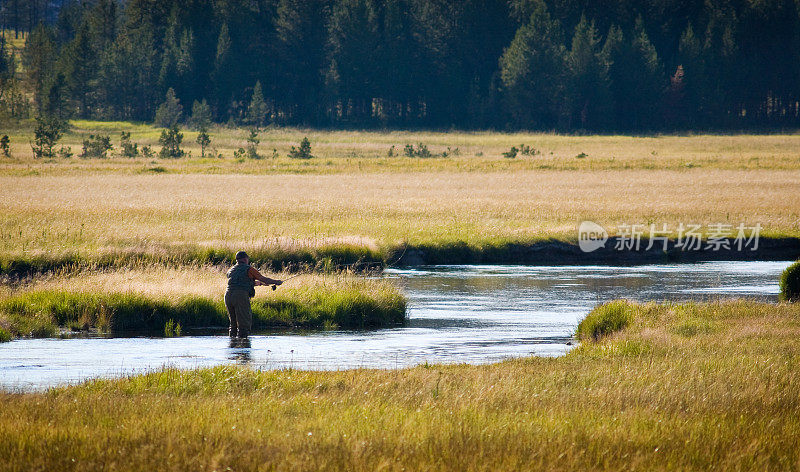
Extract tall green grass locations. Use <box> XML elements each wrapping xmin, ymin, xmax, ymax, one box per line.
<box><xmin>576</xmin><ymin>300</ymin><xmax>634</xmax><ymax>341</ymax></box>
<box><xmin>779</xmin><ymin>260</ymin><xmax>800</xmax><ymax>302</ymax></box>
<box><xmin>0</xmin><ymin>285</ymin><xmax>406</xmax><ymax>340</ymax></box>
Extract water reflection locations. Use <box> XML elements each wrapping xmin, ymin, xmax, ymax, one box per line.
<box><xmin>228</xmin><ymin>338</ymin><xmax>252</xmax><ymax>364</ymax></box>
<box><xmin>0</xmin><ymin>261</ymin><xmax>792</xmax><ymax>391</ymax></box>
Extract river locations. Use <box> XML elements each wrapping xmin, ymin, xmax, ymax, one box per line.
<box><xmin>0</xmin><ymin>261</ymin><xmax>791</xmax><ymax>391</ymax></box>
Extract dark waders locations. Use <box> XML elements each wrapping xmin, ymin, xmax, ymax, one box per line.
<box><xmin>224</xmin><ymin>289</ymin><xmax>252</xmax><ymax>338</ymax></box>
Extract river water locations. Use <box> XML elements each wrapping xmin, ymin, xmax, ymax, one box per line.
<box><xmin>0</xmin><ymin>261</ymin><xmax>791</xmax><ymax>391</ymax></box>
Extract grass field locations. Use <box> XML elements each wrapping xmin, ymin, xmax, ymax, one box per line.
<box><xmin>3</xmin><ymin>121</ymin><xmax>800</xmax><ymax>174</ymax></box>
<box><xmin>1</xmin><ymin>300</ymin><xmax>798</xmax><ymax>471</ymax></box>
<box><xmin>2</xmin><ymin>121</ymin><xmax>799</xmax><ymax>272</ymax></box>
<box><xmin>0</xmin><ymin>267</ymin><xmax>406</xmax><ymax>340</ymax></box>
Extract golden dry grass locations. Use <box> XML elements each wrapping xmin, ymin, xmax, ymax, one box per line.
<box><xmin>1</xmin><ymin>300</ymin><xmax>798</xmax><ymax>471</ymax></box>
<box><xmin>6</xmin><ymin>266</ymin><xmax>370</xmax><ymax>300</ymax></box>
<box><xmin>1</xmin><ymin>169</ymin><xmax>798</xmax><ymax>259</ymax></box>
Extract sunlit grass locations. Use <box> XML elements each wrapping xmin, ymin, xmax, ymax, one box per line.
<box><xmin>1</xmin><ymin>122</ymin><xmax>798</xmax><ymax>274</ymax></box>
<box><xmin>1</xmin><ymin>300</ymin><xmax>798</xmax><ymax>470</ymax></box>
<box><xmin>1</xmin><ymin>170</ymin><xmax>798</xmax><ymax>262</ymax></box>
<box><xmin>2</xmin><ymin>120</ymin><xmax>800</xmax><ymax>173</ymax></box>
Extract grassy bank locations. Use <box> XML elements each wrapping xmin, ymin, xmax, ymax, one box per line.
<box><xmin>0</xmin><ymin>268</ymin><xmax>406</xmax><ymax>340</ymax></box>
<box><xmin>2</xmin><ymin>236</ymin><xmax>799</xmax><ymax>280</ymax></box>
<box><xmin>0</xmin><ymin>243</ymin><xmax>385</xmax><ymax>279</ymax></box>
<box><xmin>1</xmin><ymin>300</ymin><xmax>798</xmax><ymax>470</ymax></box>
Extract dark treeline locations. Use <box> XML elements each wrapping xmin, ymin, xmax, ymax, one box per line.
<box><xmin>3</xmin><ymin>0</ymin><xmax>800</xmax><ymax>131</ymax></box>
<box><xmin>0</xmin><ymin>1</ymin><xmax>62</xmax><ymax>38</ymax></box>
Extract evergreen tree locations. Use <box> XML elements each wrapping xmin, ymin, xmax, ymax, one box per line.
<box><xmin>86</xmin><ymin>0</ymin><xmax>117</xmax><ymax>52</ymax></box>
<box><xmin>602</xmin><ymin>20</ymin><xmax>664</xmax><ymax>131</ymax></box>
<box><xmin>246</xmin><ymin>81</ymin><xmax>268</xmax><ymax>127</ymax></box>
<box><xmin>99</xmin><ymin>26</ymin><xmax>159</xmax><ymax>120</ymax></box>
<box><xmin>325</xmin><ymin>0</ymin><xmax>381</xmax><ymax>123</ymax></box>
<box><xmin>211</xmin><ymin>23</ymin><xmax>234</xmax><ymax>119</ymax></box>
<box><xmin>154</xmin><ymin>87</ymin><xmax>183</xmax><ymax>127</ymax></box>
<box><xmin>196</xmin><ymin>127</ymin><xmax>211</xmax><ymax>158</ymax></box>
<box><xmin>190</xmin><ymin>99</ymin><xmax>212</xmax><ymax>131</ymax></box>
<box><xmin>59</xmin><ymin>23</ymin><xmax>96</xmax><ymax>117</ymax></box>
<box><xmin>629</xmin><ymin>18</ymin><xmax>664</xmax><ymax>130</ymax></box>
<box><xmin>158</xmin><ymin>124</ymin><xmax>184</xmax><ymax>158</ymax></box>
<box><xmin>499</xmin><ymin>0</ymin><xmax>566</xmax><ymax>129</ymax></box>
<box><xmin>275</xmin><ymin>0</ymin><xmax>331</xmax><ymax>124</ymax></box>
<box><xmin>44</xmin><ymin>72</ymin><xmax>70</xmax><ymax>120</ymax></box>
<box><xmin>22</xmin><ymin>23</ymin><xmax>57</xmax><ymax>113</ymax></box>
<box><xmin>566</xmin><ymin>16</ymin><xmax>612</xmax><ymax>130</ymax></box>
<box><xmin>31</xmin><ymin>114</ymin><xmax>65</xmax><ymax>159</ymax></box>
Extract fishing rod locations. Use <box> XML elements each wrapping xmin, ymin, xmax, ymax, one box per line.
<box><xmin>267</xmin><ymin>272</ymin><xmax>304</xmax><ymax>290</ymax></box>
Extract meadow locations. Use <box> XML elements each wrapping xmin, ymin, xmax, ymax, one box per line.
<box><xmin>1</xmin><ymin>121</ymin><xmax>799</xmax><ymax>275</ymax></box>
<box><xmin>1</xmin><ymin>299</ymin><xmax>798</xmax><ymax>471</ymax></box>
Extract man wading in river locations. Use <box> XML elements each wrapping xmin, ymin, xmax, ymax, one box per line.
<box><xmin>225</xmin><ymin>251</ymin><xmax>282</xmax><ymax>338</ymax></box>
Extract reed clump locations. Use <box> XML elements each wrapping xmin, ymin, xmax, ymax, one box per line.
<box><xmin>576</xmin><ymin>300</ymin><xmax>634</xmax><ymax>341</ymax></box>
<box><xmin>779</xmin><ymin>260</ymin><xmax>800</xmax><ymax>302</ymax></box>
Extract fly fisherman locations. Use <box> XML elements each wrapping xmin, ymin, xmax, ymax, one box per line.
<box><xmin>225</xmin><ymin>251</ymin><xmax>282</xmax><ymax>338</ymax></box>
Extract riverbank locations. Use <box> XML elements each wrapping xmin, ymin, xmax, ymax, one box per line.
<box><xmin>3</xmin><ymin>237</ymin><xmax>798</xmax><ymax>279</ymax></box>
<box><xmin>1</xmin><ymin>299</ymin><xmax>797</xmax><ymax>471</ymax></box>
<box><xmin>0</xmin><ymin>268</ymin><xmax>406</xmax><ymax>341</ymax></box>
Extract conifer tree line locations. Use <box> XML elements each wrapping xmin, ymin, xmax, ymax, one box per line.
<box><xmin>2</xmin><ymin>0</ymin><xmax>800</xmax><ymax>131</ymax></box>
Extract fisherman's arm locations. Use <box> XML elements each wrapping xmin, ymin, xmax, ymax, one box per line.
<box><xmin>248</xmin><ymin>267</ymin><xmax>282</xmax><ymax>286</ymax></box>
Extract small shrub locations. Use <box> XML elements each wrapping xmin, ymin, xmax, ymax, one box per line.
<box><xmin>0</xmin><ymin>135</ymin><xmax>10</xmax><ymax>158</ymax></box>
<box><xmin>575</xmin><ymin>152</ymin><xmax>588</xmax><ymax>159</ymax></box>
<box><xmin>233</xmin><ymin>148</ymin><xmax>246</xmax><ymax>160</ymax></box>
<box><xmin>196</xmin><ymin>127</ymin><xmax>211</xmax><ymax>158</ymax></box>
<box><xmin>779</xmin><ymin>261</ymin><xmax>800</xmax><ymax>302</ymax></box>
<box><xmin>120</xmin><ymin>132</ymin><xmax>138</xmax><ymax>158</ymax></box>
<box><xmin>519</xmin><ymin>144</ymin><xmax>539</xmax><ymax>156</ymax></box>
<box><xmin>31</xmin><ymin>115</ymin><xmax>67</xmax><ymax>159</ymax></box>
<box><xmin>0</xmin><ymin>327</ymin><xmax>10</xmax><ymax>342</ymax></box>
<box><xmin>289</xmin><ymin>137</ymin><xmax>314</xmax><ymax>159</ymax></box>
<box><xmin>57</xmin><ymin>146</ymin><xmax>73</xmax><ymax>159</ymax></box>
<box><xmin>502</xmin><ymin>146</ymin><xmax>518</xmax><ymax>158</ymax></box>
<box><xmin>246</xmin><ymin>128</ymin><xmax>260</xmax><ymax>159</ymax></box>
<box><xmin>141</xmin><ymin>145</ymin><xmax>155</xmax><ymax>159</ymax></box>
<box><xmin>387</xmin><ymin>145</ymin><xmax>395</xmax><ymax>157</ymax></box>
<box><xmin>80</xmin><ymin>134</ymin><xmax>113</xmax><ymax>159</ymax></box>
<box><xmin>576</xmin><ymin>300</ymin><xmax>633</xmax><ymax>341</ymax></box>
<box><xmin>403</xmin><ymin>143</ymin><xmax>431</xmax><ymax>158</ymax></box>
<box><xmin>158</xmin><ymin>125</ymin><xmax>184</xmax><ymax>159</ymax></box>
